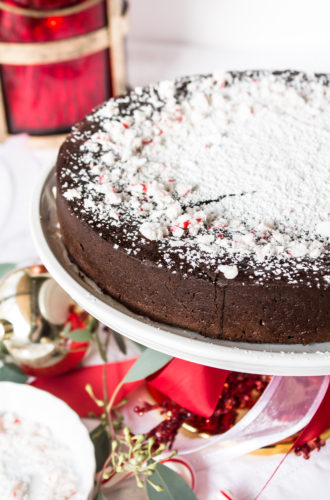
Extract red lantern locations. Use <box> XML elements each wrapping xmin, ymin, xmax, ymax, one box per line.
<box><xmin>0</xmin><ymin>0</ymin><xmax>128</xmax><ymax>146</ymax></box>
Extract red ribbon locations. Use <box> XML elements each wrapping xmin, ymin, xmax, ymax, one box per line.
<box><xmin>31</xmin><ymin>357</ymin><xmax>228</xmax><ymax>418</ymax></box>
<box><xmin>31</xmin><ymin>357</ymin><xmax>330</xmax><ymax>439</ymax></box>
<box><xmin>148</xmin><ymin>358</ymin><xmax>229</xmax><ymax>417</ymax></box>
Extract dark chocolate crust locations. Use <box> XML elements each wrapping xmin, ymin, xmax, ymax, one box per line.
<box><xmin>56</xmin><ymin>71</ymin><xmax>330</xmax><ymax>344</ymax></box>
<box><xmin>57</xmin><ymin>192</ymin><xmax>330</xmax><ymax>344</ymax></box>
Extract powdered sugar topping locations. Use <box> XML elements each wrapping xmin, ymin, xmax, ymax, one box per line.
<box><xmin>59</xmin><ymin>70</ymin><xmax>330</xmax><ymax>284</ymax></box>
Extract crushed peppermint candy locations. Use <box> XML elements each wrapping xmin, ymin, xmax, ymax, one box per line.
<box><xmin>0</xmin><ymin>412</ymin><xmax>83</xmax><ymax>500</ymax></box>
<box><xmin>219</xmin><ymin>265</ymin><xmax>239</xmax><ymax>280</ymax></box>
<box><xmin>59</xmin><ymin>70</ymin><xmax>330</xmax><ymax>285</ymax></box>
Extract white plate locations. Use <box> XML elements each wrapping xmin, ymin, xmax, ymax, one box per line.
<box><xmin>30</xmin><ymin>166</ymin><xmax>330</xmax><ymax>376</ymax></box>
<box><xmin>0</xmin><ymin>382</ymin><xmax>95</xmax><ymax>499</ymax></box>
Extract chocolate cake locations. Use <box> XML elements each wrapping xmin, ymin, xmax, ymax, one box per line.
<box><xmin>56</xmin><ymin>70</ymin><xmax>330</xmax><ymax>344</ymax></box>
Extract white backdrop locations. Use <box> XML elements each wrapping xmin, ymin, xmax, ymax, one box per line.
<box><xmin>127</xmin><ymin>0</ymin><xmax>330</xmax><ymax>87</ymax></box>
<box><xmin>129</xmin><ymin>0</ymin><xmax>330</xmax><ymax>51</ymax></box>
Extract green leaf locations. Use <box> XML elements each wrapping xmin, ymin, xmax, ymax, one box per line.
<box><xmin>0</xmin><ymin>263</ymin><xmax>15</xmax><ymax>280</ymax></box>
<box><xmin>95</xmin><ymin>330</ymin><xmax>107</xmax><ymax>362</ymax></box>
<box><xmin>113</xmin><ymin>331</ymin><xmax>127</xmax><ymax>354</ymax></box>
<box><xmin>146</xmin><ymin>462</ymin><xmax>197</xmax><ymax>500</ymax></box>
<box><xmin>122</xmin><ymin>349</ymin><xmax>172</xmax><ymax>383</ymax></box>
<box><xmin>93</xmin><ymin>491</ymin><xmax>107</xmax><ymax>500</ymax></box>
<box><xmin>0</xmin><ymin>363</ymin><xmax>28</xmax><ymax>383</ymax></box>
<box><xmin>88</xmin><ymin>317</ymin><xmax>99</xmax><ymax>333</ymax></box>
<box><xmin>64</xmin><ymin>329</ymin><xmax>93</xmax><ymax>342</ymax></box>
<box><xmin>0</xmin><ymin>342</ymin><xmax>9</xmax><ymax>358</ymax></box>
<box><xmin>62</xmin><ymin>323</ymin><xmax>71</xmax><ymax>336</ymax></box>
<box><xmin>90</xmin><ymin>423</ymin><xmax>111</xmax><ymax>472</ymax></box>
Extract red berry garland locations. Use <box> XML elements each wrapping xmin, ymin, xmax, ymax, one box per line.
<box><xmin>295</xmin><ymin>437</ymin><xmax>326</xmax><ymax>459</ymax></box>
<box><xmin>134</xmin><ymin>373</ymin><xmax>270</xmax><ymax>450</ymax></box>
<box><xmin>135</xmin><ymin>372</ymin><xmax>327</xmax><ymax>458</ymax></box>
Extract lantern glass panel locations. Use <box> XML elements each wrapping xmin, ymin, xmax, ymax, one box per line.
<box><xmin>0</xmin><ymin>0</ymin><xmax>112</xmax><ymax>135</ymax></box>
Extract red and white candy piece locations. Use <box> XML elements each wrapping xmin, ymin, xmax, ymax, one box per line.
<box><xmin>216</xmin><ymin>489</ymin><xmax>235</xmax><ymax>500</ymax></box>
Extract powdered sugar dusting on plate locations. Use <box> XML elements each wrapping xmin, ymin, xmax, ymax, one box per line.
<box><xmin>58</xmin><ymin>70</ymin><xmax>329</xmax><ymax>285</ymax></box>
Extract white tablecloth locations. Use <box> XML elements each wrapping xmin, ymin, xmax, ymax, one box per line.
<box><xmin>0</xmin><ymin>113</ymin><xmax>329</xmax><ymax>500</ymax></box>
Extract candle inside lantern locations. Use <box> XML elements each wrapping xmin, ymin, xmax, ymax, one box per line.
<box><xmin>0</xmin><ymin>0</ymin><xmax>112</xmax><ymax>135</ymax></box>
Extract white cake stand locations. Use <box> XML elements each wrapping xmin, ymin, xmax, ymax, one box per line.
<box><xmin>30</xmin><ymin>166</ymin><xmax>330</xmax><ymax>376</ymax></box>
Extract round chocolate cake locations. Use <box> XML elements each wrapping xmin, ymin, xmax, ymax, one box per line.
<box><xmin>56</xmin><ymin>70</ymin><xmax>330</xmax><ymax>344</ymax></box>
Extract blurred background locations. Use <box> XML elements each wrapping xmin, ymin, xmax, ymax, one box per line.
<box><xmin>1</xmin><ymin>0</ymin><xmax>330</xmax><ymax>142</ymax></box>
<box><xmin>127</xmin><ymin>0</ymin><xmax>330</xmax><ymax>86</ymax></box>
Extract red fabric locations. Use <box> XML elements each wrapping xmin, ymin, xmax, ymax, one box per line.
<box><xmin>31</xmin><ymin>357</ymin><xmax>228</xmax><ymax>418</ymax></box>
<box><xmin>148</xmin><ymin>358</ymin><xmax>229</xmax><ymax>417</ymax></box>
<box><xmin>294</xmin><ymin>382</ymin><xmax>330</xmax><ymax>447</ymax></box>
<box><xmin>31</xmin><ymin>359</ymin><xmax>141</xmax><ymax>417</ymax></box>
